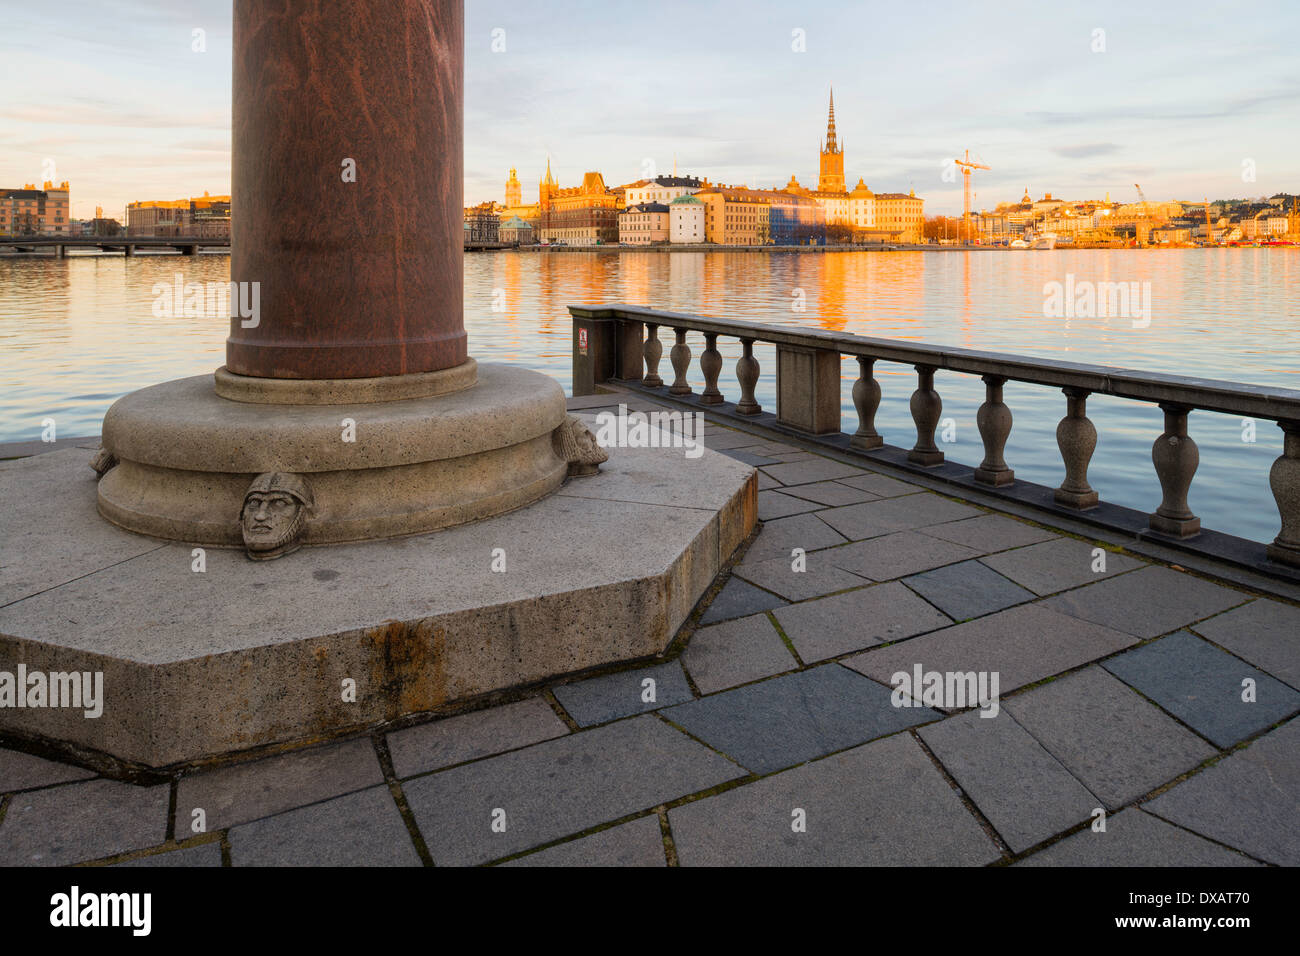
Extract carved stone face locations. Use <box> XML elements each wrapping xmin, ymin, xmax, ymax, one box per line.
<box><xmin>240</xmin><ymin>473</ymin><xmax>313</xmax><ymax>560</ymax></box>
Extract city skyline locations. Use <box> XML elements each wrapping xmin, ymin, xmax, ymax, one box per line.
<box><xmin>3</xmin><ymin>0</ymin><xmax>1298</xmax><ymax>218</ymax></box>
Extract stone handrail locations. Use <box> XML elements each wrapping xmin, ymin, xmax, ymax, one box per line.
<box><xmin>568</xmin><ymin>303</ymin><xmax>1300</xmax><ymax>572</ymax></box>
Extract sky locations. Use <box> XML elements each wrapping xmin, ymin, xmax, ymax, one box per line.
<box><xmin>2</xmin><ymin>0</ymin><xmax>1297</xmax><ymax>219</ymax></box>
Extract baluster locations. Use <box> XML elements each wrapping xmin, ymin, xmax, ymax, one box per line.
<box><xmin>669</xmin><ymin>328</ymin><xmax>692</xmax><ymax>395</ymax></box>
<box><xmin>1149</xmin><ymin>403</ymin><xmax>1200</xmax><ymax>537</ymax></box>
<box><xmin>642</xmin><ymin>322</ymin><xmax>663</xmax><ymax>387</ymax></box>
<box><xmin>850</xmin><ymin>356</ymin><xmax>882</xmax><ymax>449</ymax></box>
<box><xmin>699</xmin><ymin>333</ymin><xmax>724</xmax><ymax>405</ymax></box>
<box><xmin>974</xmin><ymin>375</ymin><xmax>1014</xmax><ymax>485</ymax></box>
<box><xmin>908</xmin><ymin>365</ymin><xmax>943</xmax><ymax>465</ymax></box>
<box><xmin>1055</xmin><ymin>387</ymin><xmax>1099</xmax><ymax>508</ymax></box>
<box><xmin>1267</xmin><ymin>420</ymin><xmax>1300</xmax><ymax>567</ymax></box>
<box><xmin>735</xmin><ymin>338</ymin><xmax>761</xmax><ymax>415</ymax></box>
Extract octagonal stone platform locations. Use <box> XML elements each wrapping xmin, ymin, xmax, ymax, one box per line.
<box><xmin>0</xmin><ymin>422</ymin><xmax>756</xmax><ymax>769</ymax></box>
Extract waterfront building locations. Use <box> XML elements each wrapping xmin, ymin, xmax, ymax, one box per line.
<box><xmin>694</xmin><ymin>186</ymin><xmax>771</xmax><ymax>245</ymax></box>
<box><xmin>537</xmin><ymin>169</ymin><xmax>620</xmax><ymax>245</ymax></box>
<box><xmin>781</xmin><ymin>92</ymin><xmax>924</xmax><ymax>242</ymax></box>
<box><xmin>464</xmin><ymin>202</ymin><xmax>500</xmax><ymax>243</ymax></box>
<box><xmin>618</xmin><ymin>202</ymin><xmax>670</xmax><ymax>244</ymax></box>
<box><xmin>624</xmin><ymin>175</ymin><xmax>703</xmax><ymax>208</ymax></box>
<box><xmin>669</xmin><ymin>194</ymin><xmax>705</xmax><ymax>244</ymax></box>
<box><xmin>499</xmin><ymin>215</ymin><xmax>534</xmax><ymax>245</ymax></box>
<box><xmin>126</xmin><ymin>191</ymin><xmax>230</xmax><ymax>237</ymax></box>
<box><xmin>762</xmin><ymin>189</ymin><xmax>826</xmax><ymax>245</ymax></box>
<box><xmin>0</xmin><ymin>181</ymin><xmax>71</xmax><ymax>237</ymax></box>
<box><xmin>504</xmin><ymin>168</ymin><xmax>522</xmax><ymax>208</ymax></box>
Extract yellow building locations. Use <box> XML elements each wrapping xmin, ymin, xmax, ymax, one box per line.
<box><xmin>126</xmin><ymin>191</ymin><xmax>230</xmax><ymax>237</ymax></box>
<box><xmin>0</xmin><ymin>181</ymin><xmax>71</xmax><ymax>236</ymax></box>
<box><xmin>694</xmin><ymin>186</ymin><xmax>771</xmax><ymax>245</ymax></box>
<box><xmin>537</xmin><ymin>168</ymin><xmax>620</xmax><ymax>245</ymax></box>
<box><xmin>872</xmin><ymin>192</ymin><xmax>924</xmax><ymax>243</ymax></box>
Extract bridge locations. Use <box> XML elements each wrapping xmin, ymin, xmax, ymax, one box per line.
<box><xmin>0</xmin><ymin>236</ymin><xmax>230</xmax><ymax>257</ymax></box>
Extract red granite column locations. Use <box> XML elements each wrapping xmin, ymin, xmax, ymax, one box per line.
<box><xmin>226</xmin><ymin>0</ymin><xmax>466</xmax><ymax>379</ymax></box>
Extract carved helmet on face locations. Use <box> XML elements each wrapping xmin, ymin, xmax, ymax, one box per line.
<box><xmin>243</xmin><ymin>471</ymin><xmax>315</xmax><ymax>512</ymax></box>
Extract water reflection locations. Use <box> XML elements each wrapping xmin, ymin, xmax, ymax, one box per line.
<box><xmin>2</xmin><ymin>248</ymin><xmax>1295</xmax><ymax>543</ymax></box>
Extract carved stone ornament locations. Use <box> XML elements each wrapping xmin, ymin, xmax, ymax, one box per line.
<box><xmin>90</xmin><ymin>446</ymin><xmax>118</xmax><ymax>478</ymax></box>
<box><xmin>552</xmin><ymin>415</ymin><xmax>608</xmax><ymax>478</ymax></box>
<box><xmin>240</xmin><ymin>472</ymin><xmax>315</xmax><ymax>561</ymax></box>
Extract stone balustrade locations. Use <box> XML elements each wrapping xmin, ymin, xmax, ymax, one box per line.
<box><xmin>569</xmin><ymin>303</ymin><xmax>1300</xmax><ymax>576</ymax></box>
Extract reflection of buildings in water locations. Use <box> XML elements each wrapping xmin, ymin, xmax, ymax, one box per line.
<box><xmin>619</xmin><ymin>251</ymin><xmax>653</xmax><ymax>307</ymax></box>
<box><xmin>491</xmin><ymin>251</ymin><xmax>523</xmax><ymax>330</ymax></box>
<box><xmin>667</xmin><ymin>252</ymin><xmax>704</xmax><ymax>313</ymax></box>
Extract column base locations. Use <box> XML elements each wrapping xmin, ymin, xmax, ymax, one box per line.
<box><xmin>974</xmin><ymin>466</ymin><xmax>1015</xmax><ymax>486</ymax></box>
<box><xmin>1148</xmin><ymin>513</ymin><xmax>1202</xmax><ymax>538</ymax></box>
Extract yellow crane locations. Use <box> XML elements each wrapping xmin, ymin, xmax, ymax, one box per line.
<box><xmin>954</xmin><ymin>150</ymin><xmax>990</xmax><ymax>242</ymax></box>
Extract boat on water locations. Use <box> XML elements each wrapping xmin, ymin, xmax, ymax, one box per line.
<box><xmin>1029</xmin><ymin>233</ymin><xmax>1059</xmax><ymax>250</ymax></box>
<box><xmin>1009</xmin><ymin>238</ymin><xmax>1029</xmax><ymax>249</ymax></box>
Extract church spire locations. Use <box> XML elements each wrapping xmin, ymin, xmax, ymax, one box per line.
<box><xmin>825</xmin><ymin>88</ymin><xmax>839</xmax><ymax>154</ymax></box>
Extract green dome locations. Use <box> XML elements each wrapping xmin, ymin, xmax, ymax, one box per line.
<box><xmin>669</xmin><ymin>194</ymin><xmax>703</xmax><ymax>205</ymax></box>
<box><xmin>501</xmin><ymin>216</ymin><xmax>531</xmax><ymax>228</ymax></box>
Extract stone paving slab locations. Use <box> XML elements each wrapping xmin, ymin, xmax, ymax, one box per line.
<box><xmin>1042</xmin><ymin>565</ymin><xmax>1248</xmax><ymax>637</ymax></box>
<box><xmin>693</xmin><ymin>429</ymin><xmax>758</xmax><ymax>451</ymax></box>
<box><xmin>402</xmin><ymin>715</ymin><xmax>744</xmax><ymax>866</ymax></box>
<box><xmin>904</xmin><ymin>560</ymin><xmax>1036</xmax><ymax>621</ymax></box>
<box><xmin>1004</xmin><ymin>666</ymin><xmax>1216</xmax><ymax>809</ymax></box>
<box><xmin>834</xmin><ymin>472</ymin><xmax>918</xmax><ymax>498</ymax></box>
<box><xmin>719</xmin><ymin>449</ymin><xmax>778</xmax><ymax>466</ymax></box>
<box><xmin>919</xmin><ymin>710</ymin><xmax>1098</xmax><ymax>854</ymax></box>
<box><xmin>738</xmin><ymin>512</ymin><xmax>847</xmax><ymax>564</ymax></box>
<box><xmin>229</xmin><ymin>785</ymin><xmax>421</xmax><ymax>866</ymax></box>
<box><xmin>823</xmin><ymin>530</ymin><xmax>983</xmax><ymax>582</ymax></box>
<box><xmin>772</xmin><ymin>582</ymin><xmax>952</xmax><ymax>662</ymax></box>
<box><xmin>756</xmin><ymin>472</ymin><xmax>780</xmax><ymax>490</ymax></box>
<box><xmin>502</xmin><ymin>814</ymin><xmax>666</xmax><ymax>867</ymax></box>
<box><xmin>176</xmin><ymin>736</ymin><xmax>384</xmax><ymax>831</ymax></box>
<box><xmin>1192</xmin><ymin>598</ymin><xmax>1300</xmax><ymax>690</ymax></box>
<box><xmin>1016</xmin><ymin>808</ymin><xmax>1260</xmax><ymax>867</ymax></box>
<box><xmin>816</xmin><ymin>493</ymin><xmax>982</xmax><ymax>541</ymax></box>
<box><xmin>0</xmin><ymin>778</ymin><xmax>169</xmax><ymax>866</ymax></box>
<box><xmin>757</xmin><ymin>490</ymin><xmax>823</xmax><ymax>520</ymax></box>
<box><xmin>681</xmin><ymin>614</ymin><xmax>799</xmax><ymax>694</ymax></box>
<box><xmin>1101</xmin><ymin>631</ymin><xmax>1300</xmax><ymax>748</ymax></box>
<box><xmin>759</xmin><ymin>458</ymin><xmax>866</xmax><ymax>486</ymax></box>
<box><xmin>662</xmin><ymin>664</ymin><xmax>941</xmax><ymax>774</ymax></box>
<box><xmin>779</xmin><ymin>480</ymin><xmax>880</xmax><ymax>507</ymax></box>
<box><xmin>0</xmin><ymin>747</ymin><xmax>96</xmax><ymax>792</ymax></box>
<box><xmin>698</xmin><ymin>576</ymin><xmax>788</xmax><ymax>625</ymax></box>
<box><xmin>387</xmin><ymin>698</ymin><xmax>569</xmax><ymax>779</ymax></box>
<box><xmin>845</xmin><ymin>603</ymin><xmax>1138</xmax><ymax>697</ymax></box>
<box><xmin>113</xmin><ymin>842</ymin><xmax>224</xmax><ymax>867</ymax></box>
<box><xmin>1143</xmin><ymin>716</ymin><xmax>1300</xmax><ymax>865</ymax></box>
<box><xmin>980</xmin><ymin>538</ymin><xmax>1146</xmax><ymax>596</ymax></box>
<box><xmin>552</xmin><ymin>660</ymin><xmax>694</xmax><ymax>726</ymax></box>
<box><xmin>733</xmin><ymin>552</ymin><xmax>868</xmax><ymax>603</ymax></box>
<box><xmin>668</xmin><ymin>732</ymin><xmax>1000</xmax><ymax>866</ymax></box>
<box><xmin>919</xmin><ymin>514</ymin><xmax>1059</xmax><ymax>554</ymax></box>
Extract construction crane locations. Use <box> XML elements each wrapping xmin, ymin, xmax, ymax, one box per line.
<box><xmin>954</xmin><ymin>150</ymin><xmax>990</xmax><ymax>242</ymax></box>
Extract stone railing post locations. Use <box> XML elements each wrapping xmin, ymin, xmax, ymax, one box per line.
<box><xmin>974</xmin><ymin>374</ymin><xmax>1014</xmax><ymax>485</ymax></box>
<box><xmin>908</xmin><ymin>364</ymin><xmax>943</xmax><ymax>465</ymax></box>
<box><xmin>642</xmin><ymin>322</ymin><xmax>664</xmax><ymax>387</ymax></box>
<box><xmin>1149</xmin><ymin>403</ymin><xmax>1200</xmax><ymax>537</ymax></box>
<box><xmin>699</xmin><ymin>332</ymin><xmax>724</xmax><ymax>405</ymax></box>
<box><xmin>569</xmin><ymin>308</ymin><xmax>615</xmax><ymax>396</ymax></box>
<box><xmin>776</xmin><ymin>344</ymin><xmax>840</xmax><ymax>434</ymax></box>
<box><xmin>1055</xmin><ymin>387</ymin><xmax>1099</xmax><ymax>508</ymax></box>
<box><xmin>1267</xmin><ymin>420</ymin><xmax>1300</xmax><ymax>567</ymax></box>
<box><xmin>851</xmin><ymin>356</ymin><xmax>882</xmax><ymax>450</ymax></box>
<box><xmin>736</xmin><ymin>338</ymin><xmax>761</xmax><ymax>415</ymax></box>
<box><xmin>616</xmin><ymin>318</ymin><xmax>643</xmax><ymax>381</ymax></box>
<box><xmin>669</xmin><ymin>328</ymin><xmax>693</xmax><ymax>395</ymax></box>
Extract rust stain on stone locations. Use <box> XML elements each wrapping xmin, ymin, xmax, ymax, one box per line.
<box><xmin>364</xmin><ymin>618</ymin><xmax>449</xmax><ymax>720</ymax></box>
